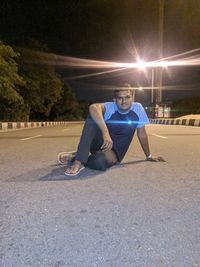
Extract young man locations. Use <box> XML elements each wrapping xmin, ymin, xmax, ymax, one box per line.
<box><xmin>61</xmin><ymin>85</ymin><xmax>163</xmax><ymax>176</ymax></box>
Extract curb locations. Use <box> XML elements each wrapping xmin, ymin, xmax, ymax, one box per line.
<box><xmin>0</xmin><ymin>121</ymin><xmax>84</xmax><ymax>131</ymax></box>
<box><xmin>150</xmin><ymin>118</ymin><xmax>200</xmax><ymax>127</ymax></box>
<box><xmin>1</xmin><ymin>119</ymin><xmax>199</xmax><ymax>130</ymax></box>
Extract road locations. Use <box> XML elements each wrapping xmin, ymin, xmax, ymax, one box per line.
<box><xmin>0</xmin><ymin>123</ymin><xmax>200</xmax><ymax>267</ymax></box>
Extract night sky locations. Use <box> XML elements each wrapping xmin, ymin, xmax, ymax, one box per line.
<box><xmin>1</xmin><ymin>0</ymin><xmax>200</xmax><ymax>104</ymax></box>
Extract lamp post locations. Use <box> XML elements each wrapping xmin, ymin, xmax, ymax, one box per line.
<box><xmin>137</xmin><ymin>59</ymin><xmax>167</xmax><ymax>118</ymax></box>
<box><xmin>157</xmin><ymin>0</ymin><xmax>165</xmax><ymax>104</ymax></box>
<box><xmin>151</xmin><ymin>68</ymin><xmax>154</xmax><ymax>105</ymax></box>
<box><xmin>151</xmin><ymin>68</ymin><xmax>155</xmax><ymax>118</ymax></box>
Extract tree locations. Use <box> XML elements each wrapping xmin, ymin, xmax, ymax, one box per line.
<box><xmin>16</xmin><ymin>42</ymin><xmax>63</xmax><ymax>120</ymax></box>
<box><xmin>50</xmin><ymin>84</ymin><xmax>86</xmax><ymax>120</ymax></box>
<box><xmin>0</xmin><ymin>42</ymin><xmax>25</xmax><ymax>121</ymax></box>
<box><xmin>78</xmin><ymin>99</ymin><xmax>89</xmax><ymax>119</ymax></box>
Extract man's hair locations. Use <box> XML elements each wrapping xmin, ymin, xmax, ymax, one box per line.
<box><xmin>113</xmin><ymin>83</ymin><xmax>135</xmax><ymax>97</ymax></box>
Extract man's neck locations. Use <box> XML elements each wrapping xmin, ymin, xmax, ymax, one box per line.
<box><xmin>116</xmin><ymin>104</ymin><xmax>133</xmax><ymax>114</ymax></box>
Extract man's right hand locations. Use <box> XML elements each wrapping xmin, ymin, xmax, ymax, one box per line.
<box><xmin>101</xmin><ymin>131</ymin><xmax>113</xmax><ymax>152</ymax></box>
<box><xmin>89</xmin><ymin>103</ymin><xmax>113</xmax><ymax>151</ymax></box>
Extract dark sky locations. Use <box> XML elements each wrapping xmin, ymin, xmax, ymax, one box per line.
<box><xmin>1</xmin><ymin>0</ymin><xmax>200</xmax><ymax>104</ymax></box>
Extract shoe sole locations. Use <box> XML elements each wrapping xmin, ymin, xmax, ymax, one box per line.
<box><xmin>57</xmin><ymin>151</ymin><xmax>76</xmax><ymax>165</ymax></box>
<box><xmin>64</xmin><ymin>166</ymin><xmax>85</xmax><ymax>176</ymax></box>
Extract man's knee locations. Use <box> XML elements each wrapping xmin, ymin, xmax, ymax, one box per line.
<box><xmin>87</xmin><ymin>151</ymin><xmax>107</xmax><ymax>171</ymax></box>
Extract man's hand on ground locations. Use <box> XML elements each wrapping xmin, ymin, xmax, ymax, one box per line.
<box><xmin>101</xmin><ymin>132</ymin><xmax>113</xmax><ymax>152</ymax></box>
<box><xmin>147</xmin><ymin>156</ymin><xmax>166</xmax><ymax>162</ymax></box>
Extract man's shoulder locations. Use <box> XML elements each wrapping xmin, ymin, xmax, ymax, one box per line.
<box><xmin>103</xmin><ymin>102</ymin><xmax>115</xmax><ymax>110</ymax></box>
<box><xmin>132</xmin><ymin>102</ymin><xmax>143</xmax><ymax>108</ymax></box>
<box><xmin>103</xmin><ymin>102</ymin><xmax>114</xmax><ymax>106</ymax></box>
<box><xmin>103</xmin><ymin>102</ymin><xmax>116</xmax><ymax>119</ymax></box>
<box><xmin>131</xmin><ymin>102</ymin><xmax>144</xmax><ymax>111</ymax></box>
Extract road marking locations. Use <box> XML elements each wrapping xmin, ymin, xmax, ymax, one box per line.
<box><xmin>179</xmin><ymin>125</ymin><xmax>200</xmax><ymax>129</ymax></box>
<box><xmin>151</xmin><ymin>133</ymin><xmax>168</xmax><ymax>139</ymax></box>
<box><xmin>20</xmin><ymin>135</ymin><xmax>42</xmax><ymax>141</ymax></box>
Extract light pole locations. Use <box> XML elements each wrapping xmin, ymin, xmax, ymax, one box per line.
<box><xmin>151</xmin><ymin>68</ymin><xmax>155</xmax><ymax>118</ymax></box>
<box><xmin>151</xmin><ymin>68</ymin><xmax>154</xmax><ymax>105</ymax></box>
<box><xmin>156</xmin><ymin>0</ymin><xmax>165</xmax><ymax>104</ymax></box>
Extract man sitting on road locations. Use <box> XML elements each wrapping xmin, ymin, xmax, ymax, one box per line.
<box><xmin>59</xmin><ymin>84</ymin><xmax>164</xmax><ymax>176</ymax></box>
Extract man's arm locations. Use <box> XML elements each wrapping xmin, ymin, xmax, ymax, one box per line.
<box><xmin>89</xmin><ymin>103</ymin><xmax>113</xmax><ymax>151</ymax></box>
<box><xmin>137</xmin><ymin>126</ymin><xmax>164</xmax><ymax>162</ymax></box>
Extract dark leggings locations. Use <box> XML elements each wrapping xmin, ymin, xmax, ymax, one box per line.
<box><xmin>75</xmin><ymin>115</ymin><xmax>118</xmax><ymax>171</ymax></box>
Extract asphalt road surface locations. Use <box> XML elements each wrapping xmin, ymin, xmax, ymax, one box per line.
<box><xmin>0</xmin><ymin>123</ymin><xmax>200</xmax><ymax>267</ymax></box>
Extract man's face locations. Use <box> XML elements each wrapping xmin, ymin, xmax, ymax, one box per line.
<box><xmin>114</xmin><ymin>90</ymin><xmax>134</xmax><ymax>112</ymax></box>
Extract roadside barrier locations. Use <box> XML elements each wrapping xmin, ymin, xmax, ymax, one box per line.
<box><xmin>1</xmin><ymin>119</ymin><xmax>199</xmax><ymax>130</ymax></box>
<box><xmin>150</xmin><ymin>118</ymin><xmax>200</xmax><ymax>127</ymax></box>
<box><xmin>0</xmin><ymin>121</ymin><xmax>83</xmax><ymax>131</ymax></box>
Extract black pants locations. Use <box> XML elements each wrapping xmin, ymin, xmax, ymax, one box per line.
<box><xmin>75</xmin><ymin>115</ymin><xmax>118</xmax><ymax>171</ymax></box>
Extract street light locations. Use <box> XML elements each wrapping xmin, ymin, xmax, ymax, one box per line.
<box><xmin>136</xmin><ymin>59</ymin><xmax>169</xmax><ymax>118</ymax></box>
<box><xmin>137</xmin><ymin>60</ymin><xmax>154</xmax><ymax>105</ymax></box>
<box><xmin>151</xmin><ymin>68</ymin><xmax>154</xmax><ymax>105</ymax></box>
<box><xmin>151</xmin><ymin>68</ymin><xmax>155</xmax><ymax>118</ymax></box>
<box><xmin>137</xmin><ymin>60</ymin><xmax>145</xmax><ymax>70</ymax></box>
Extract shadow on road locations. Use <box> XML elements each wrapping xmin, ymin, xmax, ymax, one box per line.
<box><xmin>40</xmin><ymin>160</ymin><xmax>147</xmax><ymax>181</ymax></box>
<box><xmin>4</xmin><ymin>159</ymin><xmax>147</xmax><ymax>182</ymax></box>
<box><xmin>40</xmin><ymin>165</ymin><xmax>103</xmax><ymax>181</ymax></box>
<box><xmin>120</xmin><ymin>159</ymin><xmax>146</xmax><ymax>166</ymax></box>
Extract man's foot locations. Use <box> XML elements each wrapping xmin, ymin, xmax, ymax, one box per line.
<box><xmin>64</xmin><ymin>160</ymin><xmax>85</xmax><ymax>176</ymax></box>
<box><xmin>57</xmin><ymin>151</ymin><xmax>76</xmax><ymax>165</ymax></box>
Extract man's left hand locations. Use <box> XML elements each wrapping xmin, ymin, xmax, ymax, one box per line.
<box><xmin>147</xmin><ymin>156</ymin><xmax>165</xmax><ymax>162</ymax></box>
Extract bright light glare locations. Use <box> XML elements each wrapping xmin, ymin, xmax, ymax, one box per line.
<box><xmin>19</xmin><ymin>47</ymin><xmax>200</xmax><ymax>80</ymax></box>
<box><xmin>22</xmin><ymin>47</ymin><xmax>200</xmax><ymax>69</ymax></box>
<box><xmin>137</xmin><ymin>60</ymin><xmax>145</xmax><ymax>70</ymax></box>
<box><xmin>160</xmin><ymin>61</ymin><xmax>168</xmax><ymax>68</ymax></box>
<box><xmin>138</xmin><ymin>86</ymin><xmax>143</xmax><ymax>90</ymax></box>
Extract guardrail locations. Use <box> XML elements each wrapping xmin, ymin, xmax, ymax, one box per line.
<box><xmin>1</xmin><ymin>119</ymin><xmax>200</xmax><ymax>131</ymax></box>
<box><xmin>150</xmin><ymin>118</ymin><xmax>200</xmax><ymax>127</ymax></box>
<box><xmin>0</xmin><ymin>121</ymin><xmax>83</xmax><ymax>131</ymax></box>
